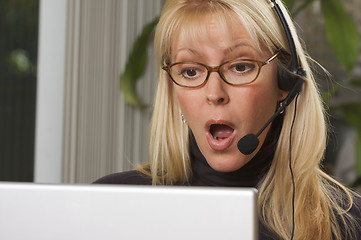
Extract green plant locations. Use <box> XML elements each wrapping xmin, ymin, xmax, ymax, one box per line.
<box><xmin>119</xmin><ymin>17</ymin><xmax>159</xmax><ymax>108</ymax></box>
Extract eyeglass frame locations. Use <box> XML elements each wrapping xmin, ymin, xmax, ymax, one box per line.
<box><xmin>162</xmin><ymin>51</ymin><xmax>280</xmax><ymax>88</ymax></box>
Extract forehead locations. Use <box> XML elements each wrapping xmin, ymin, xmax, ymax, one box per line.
<box><xmin>171</xmin><ymin>12</ymin><xmax>262</xmax><ymax>59</ymax></box>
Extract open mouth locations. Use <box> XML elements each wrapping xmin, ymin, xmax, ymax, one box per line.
<box><xmin>209</xmin><ymin>124</ymin><xmax>235</xmax><ymax>141</ymax></box>
<box><xmin>205</xmin><ymin>121</ymin><xmax>236</xmax><ymax>151</ymax></box>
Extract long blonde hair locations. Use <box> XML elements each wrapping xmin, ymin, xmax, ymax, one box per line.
<box><xmin>145</xmin><ymin>0</ymin><xmax>358</xmax><ymax>239</ymax></box>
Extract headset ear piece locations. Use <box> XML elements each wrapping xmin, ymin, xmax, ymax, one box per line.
<box><xmin>277</xmin><ymin>66</ymin><xmax>297</xmax><ymax>91</ymax></box>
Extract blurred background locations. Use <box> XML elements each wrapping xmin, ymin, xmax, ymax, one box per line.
<box><xmin>0</xmin><ymin>0</ymin><xmax>360</xmax><ymax>192</ymax></box>
<box><xmin>0</xmin><ymin>0</ymin><xmax>38</xmax><ymax>182</ymax></box>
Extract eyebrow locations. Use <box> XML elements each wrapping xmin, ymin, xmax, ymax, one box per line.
<box><xmin>173</xmin><ymin>41</ymin><xmax>258</xmax><ymax>62</ymax></box>
<box><xmin>173</xmin><ymin>48</ymin><xmax>202</xmax><ymax>61</ymax></box>
<box><xmin>227</xmin><ymin>41</ymin><xmax>257</xmax><ymax>54</ymax></box>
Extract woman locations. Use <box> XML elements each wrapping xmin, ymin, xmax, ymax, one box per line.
<box><xmin>95</xmin><ymin>0</ymin><xmax>361</xmax><ymax>239</ymax></box>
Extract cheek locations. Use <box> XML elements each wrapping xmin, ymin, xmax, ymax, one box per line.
<box><xmin>174</xmin><ymin>88</ymin><xmax>200</xmax><ymax>122</ymax></box>
<box><xmin>252</xmin><ymin>71</ymin><xmax>281</xmax><ymax>110</ymax></box>
<box><xmin>234</xmin><ymin>78</ymin><xmax>280</xmax><ymax>137</ymax></box>
<box><xmin>254</xmin><ymin>86</ymin><xmax>278</xmax><ymax>111</ymax></box>
<box><xmin>175</xmin><ymin>89</ymin><xmax>187</xmax><ymax>109</ymax></box>
<box><xmin>236</xmin><ymin>86</ymin><xmax>278</xmax><ymax>117</ymax></box>
<box><xmin>175</xmin><ymin>89</ymin><xmax>188</xmax><ymax>113</ymax></box>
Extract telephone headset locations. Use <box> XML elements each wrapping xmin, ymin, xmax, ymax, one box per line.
<box><xmin>237</xmin><ymin>0</ymin><xmax>306</xmax><ymax>155</ymax></box>
<box><xmin>237</xmin><ymin>0</ymin><xmax>306</xmax><ymax>239</ymax></box>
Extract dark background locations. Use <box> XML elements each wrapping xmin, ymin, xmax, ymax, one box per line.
<box><xmin>0</xmin><ymin>0</ymin><xmax>39</xmax><ymax>181</ymax></box>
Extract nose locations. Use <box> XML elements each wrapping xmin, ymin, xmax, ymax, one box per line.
<box><xmin>205</xmin><ymin>72</ymin><xmax>230</xmax><ymax>105</ymax></box>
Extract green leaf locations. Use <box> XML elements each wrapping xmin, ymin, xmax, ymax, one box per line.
<box><xmin>321</xmin><ymin>0</ymin><xmax>360</xmax><ymax>75</ymax></box>
<box><xmin>119</xmin><ymin>17</ymin><xmax>159</xmax><ymax>108</ymax></box>
<box><xmin>341</xmin><ymin>103</ymin><xmax>361</xmax><ymax>176</ymax></box>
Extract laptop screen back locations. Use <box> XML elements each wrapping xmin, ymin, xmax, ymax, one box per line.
<box><xmin>0</xmin><ymin>182</ymin><xmax>258</xmax><ymax>240</ymax></box>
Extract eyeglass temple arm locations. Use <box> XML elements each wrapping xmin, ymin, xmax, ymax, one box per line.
<box><xmin>263</xmin><ymin>51</ymin><xmax>280</xmax><ymax>66</ymax></box>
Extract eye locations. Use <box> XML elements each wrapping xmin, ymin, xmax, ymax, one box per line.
<box><xmin>229</xmin><ymin>61</ymin><xmax>256</xmax><ymax>75</ymax></box>
<box><xmin>176</xmin><ymin>64</ymin><xmax>205</xmax><ymax>80</ymax></box>
<box><xmin>181</xmin><ymin>68</ymin><xmax>199</xmax><ymax>78</ymax></box>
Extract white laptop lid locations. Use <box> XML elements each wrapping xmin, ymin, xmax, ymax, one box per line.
<box><xmin>0</xmin><ymin>182</ymin><xmax>257</xmax><ymax>240</ymax></box>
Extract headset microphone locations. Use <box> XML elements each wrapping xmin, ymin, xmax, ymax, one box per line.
<box><xmin>237</xmin><ymin>0</ymin><xmax>306</xmax><ymax>155</ymax></box>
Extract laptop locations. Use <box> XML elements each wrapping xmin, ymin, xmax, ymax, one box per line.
<box><xmin>0</xmin><ymin>182</ymin><xmax>258</xmax><ymax>240</ymax></box>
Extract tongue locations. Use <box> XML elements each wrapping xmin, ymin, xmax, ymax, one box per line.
<box><xmin>210</xmin><ymin>124</ymin><xmax>234</xmax><ymax>139</ymax></box>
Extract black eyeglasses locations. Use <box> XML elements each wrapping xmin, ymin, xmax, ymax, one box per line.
<box><xmin>162</xmin><ymin>51</ymin><xmax>279</xmax><ymax>88</ymax></box>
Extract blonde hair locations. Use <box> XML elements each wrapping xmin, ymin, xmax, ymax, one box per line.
<box><xmin>144</xmin><ymin>0</ymin><xmax>359</xmax><ymax>239</ymax></box>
